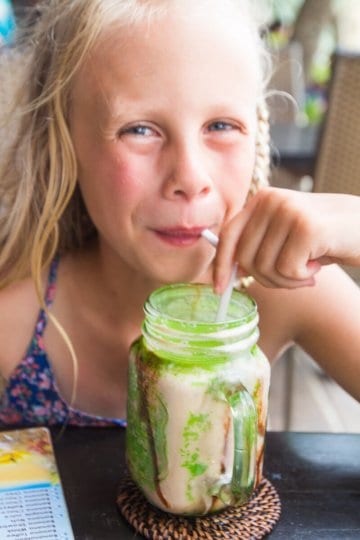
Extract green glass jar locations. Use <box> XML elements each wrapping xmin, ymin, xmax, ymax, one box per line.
<box><xmin>126</xmin><ymin>284</ymin><xmax>270</xmax><ymax>515</ymax></box>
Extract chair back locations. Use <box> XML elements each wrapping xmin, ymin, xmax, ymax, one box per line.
<box><xmin>314</xmin><ymin>52</ymin><xmax>360</xmax><ymax>194</ymax></box>
<box><xmin>313</xmin><ymin>51</ymin><xmax>360</xmax><ymax>281</ymax></box>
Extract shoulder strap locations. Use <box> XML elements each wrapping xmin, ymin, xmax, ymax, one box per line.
<box><xmin>44</xmin><ymin>255</ymin><xmax>60</xmax><ymax>309</ymax></box>
<box><xmin>35</xmin><ymin>255</ymin><xmax>60</xmax><ymax>338</ymax></box>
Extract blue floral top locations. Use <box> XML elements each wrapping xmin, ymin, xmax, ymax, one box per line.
<box><xmin>0</xmin><ymin>257</ymin><xmax>127</xmax><ymax>427</ymax></box>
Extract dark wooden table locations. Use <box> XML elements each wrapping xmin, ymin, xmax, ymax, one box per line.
<box><xmin>51</xmin><ymin>428</ymin><xmax>360</xmax><ymax>539</ymax></box>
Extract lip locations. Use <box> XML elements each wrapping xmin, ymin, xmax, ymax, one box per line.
<box><xmin>152</xmin><ymin>227</ymin><xmax>211</xmax><ymax>247</ymax></box>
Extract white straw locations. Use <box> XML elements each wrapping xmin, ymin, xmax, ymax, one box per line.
<box><xmin>201</xmin><ymin>229</ymin><xmax>237</xmax><ymax>322</ymax></box>
<box><xmin>215</xmin><ymin>264</ymin><xmax>238</xmax><ymax>322</ymax></box>
<box><xmin>201</xmin><ymin>228</ymin><xmax>219</xmax><ymax>248</ymax></box>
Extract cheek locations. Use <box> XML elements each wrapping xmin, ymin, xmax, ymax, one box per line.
<box><xmin>80</xmin><ymin>148</ymin><xmax>154</xmax><ymax>209</ymax></box>
<box><xmin>106</xmin><ymin>160</ymin><xmax>145</xmax><ymax>202</ymax></box>
<box><xmin>222</xmin><ymin>144</ymin><xmax>256</xmax><ymax>212</ymax></box>
<box><xmin>77</xmin><ymin>155</ymin><xmax>151</xmax><ymax>239</ymax></box>
<box><xmin>108</xmin><ymin>156</ymin><xmax>166</xmax><ymax>218</ymax></box>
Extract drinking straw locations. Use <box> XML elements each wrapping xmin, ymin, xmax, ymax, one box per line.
<box><xmin>201</xmin><ymin>228</ymin><xmax>219</xmax><ymax>248</ymax></box>
<box><xmin>201</xmin><ymin>229</ymin><xmax>237</xmax><ymax>322</ymax></box>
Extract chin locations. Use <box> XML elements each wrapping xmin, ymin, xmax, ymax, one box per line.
<box><xmin>146</xmin><ymin>261</ymin><xmax>211</xmax><ymax>287</ymax></box>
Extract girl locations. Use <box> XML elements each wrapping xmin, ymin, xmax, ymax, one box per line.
<box><xmin>0</xmin><ymin>0</ymin><xmax>360</xmax><ymax>427</ymax></box>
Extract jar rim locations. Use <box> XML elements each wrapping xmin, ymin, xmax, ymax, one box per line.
<box><xmin>144</xmin><ymin>283</ymin><xmax>257</xmax><ymax>329</ymax></box>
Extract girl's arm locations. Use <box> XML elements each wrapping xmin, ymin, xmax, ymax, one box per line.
<box><xmin>213</xmin><ymin>187</ymin><xmax>360</xmax><ymax>401</ymax></box>
<box><xmin>254</xmin><ymin>264</ymin><xmax>360</xmax><ymax>403</ymax></box>
<box><xmin>214</xmin><ymin>188</ymin><xmax>360</xmax><ymax>291</ymax></box>
<box><xmin>294</xmin><ymin>264</ymin><xmax>360</xmax><ymax>402</ymax></box>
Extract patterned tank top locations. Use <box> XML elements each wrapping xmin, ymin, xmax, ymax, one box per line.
<box><xmin>0</xmin><ymin>257</ymin><xmax>127</xmax><ymax>427</ymax></box>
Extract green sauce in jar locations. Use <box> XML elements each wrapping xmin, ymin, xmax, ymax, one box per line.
<box><xmin>126</xmin><ymin>284</ymin><xmax>270</xmax><ymax>515</ymax></box>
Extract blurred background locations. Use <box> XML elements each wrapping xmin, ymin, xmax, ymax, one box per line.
<box><xmin>1</xmin><ymin>0</ymin><xmax>360</xmax><ymax>432</ymax></box>
<box><xmin>263</xmin><ymin>0</ymin><xmax>360</xmax><ymax>433</ymax></box>
<box><xmin>266</xmin><ymin>0</ymin><xmax>360</xmax><ymax>125</ymax></box>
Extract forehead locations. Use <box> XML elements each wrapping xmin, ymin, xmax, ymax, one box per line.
<box><xmin>72</xmin><ymin>2</ymin><xmax>261</xmax><ymax>113</ymax></box>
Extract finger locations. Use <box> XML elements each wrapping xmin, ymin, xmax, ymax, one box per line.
<box><xmin>214</xmin><ymin>204</ymin><xmax>254</xmax><ymax>293</ymax></box>
<box><xmin>259</xmin><ymin>276</ymin><xmax>316</xmax><ymax>289</ymax></box>
<box><xmin>276</xmin><ymin>221</ymin><xmax>319</xmax><ymax>281</ymax></box>
<box><xmin>233</xmin><ymin>209</ymin><xmax>275</xmax><ymax>278</ymax></box>
<box><xmin>250</xmin><ymin>211</ymin><xmax>293</xmax><ymax>283</ymax></box>
<box><xmin>315</xmin><ymin>256</ymin><xmax>340</xmax><ymax>266</ymax></box>
<box><xmin>231</xmin><ymin>190</ymin><xmax>289</xmax><ymax>284</ymax></box>
<box><xmin>237</xmin><ymin>204</ymin><xmax>320</xmax><ymax>288</ymax></box>
<box><xmin>247</xmin><ymin>259</ymin><xmax>318</xmax><ymax>289</ymax></box>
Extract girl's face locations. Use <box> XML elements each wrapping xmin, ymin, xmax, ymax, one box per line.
<box><xmin>70</xmin><ymin>2</ymin><xmax>260</xmax><ymax>284</ymax></box>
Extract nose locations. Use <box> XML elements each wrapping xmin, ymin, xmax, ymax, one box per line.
<box><xmin>162</xmin><ymin>141</ymin><xmax>212</xmax><ymax>202</ymax></box>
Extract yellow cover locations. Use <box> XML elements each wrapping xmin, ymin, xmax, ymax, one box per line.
<box><xmin>0</xmin><ymin>427</ymin><xmax>59</xmax><ymax>490</ymax></box>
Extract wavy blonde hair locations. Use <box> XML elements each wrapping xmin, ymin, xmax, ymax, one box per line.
<box><xmin>0</xmin><ymin>0</ymin><xmax>271</xmax><ymax>292</ymax></box>
<box><xmin>0</xmin><ymin>2</ymin><xmax>271</xmax><ymax>401</ymax></box>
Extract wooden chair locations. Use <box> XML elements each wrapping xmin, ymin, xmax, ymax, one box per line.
<box><xmin>313</xmin><ymin>51</ymin><xmax>360</xmax><ymax>282</ymax></box>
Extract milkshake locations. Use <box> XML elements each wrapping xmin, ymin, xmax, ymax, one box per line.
<box><xmin>126</xmin><ymin>284</ymin><xmax>270</xmax><ymax>515</ymax></box>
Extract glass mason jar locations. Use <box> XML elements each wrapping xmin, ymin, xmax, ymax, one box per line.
<box><xmin>126</xmin><ymin>284</ymin><xmax>270</xmax><ymax>516</ymax></box>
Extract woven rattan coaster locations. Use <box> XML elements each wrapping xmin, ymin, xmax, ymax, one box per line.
<box><xmin>117</xmin><ymin>475</ymin><xmax>281</xmax><ymax>540</ymax></box>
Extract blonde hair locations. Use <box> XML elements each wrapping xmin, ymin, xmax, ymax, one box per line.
<box><xmin>0</xmin><ymin>0</ymin><xmax>271</xmax><ymax>293</ymax></box>
<box><xmin>0</xmin><ymin>0</ymin><xmax>271</xmax><ymax>413</ymax></box>
<box><xmin>1</xmin><ymin>2</ymin><xmax>270</xmax><ymax>399</ymax></box>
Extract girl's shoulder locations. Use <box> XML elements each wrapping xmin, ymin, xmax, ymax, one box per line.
<box><xmin>0</xmin><ymin>275</ymin><xmax>43</xmax><ymax>379</ymax></box>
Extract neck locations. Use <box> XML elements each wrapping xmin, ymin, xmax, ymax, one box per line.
<box><xmin>67</xmin><ymin>238</ymin><xmax>213</xmax><ymax>336</ymax></box>
<box><xmin>69</xmin><ymin>240</ymin><xmax>164</xmax><ymax>331</ymax></box>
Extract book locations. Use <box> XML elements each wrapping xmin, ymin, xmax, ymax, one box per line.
<box><xmin>0</xmin><ymin>426</ymin><xmax>74</xmax><ymax>540</ymax></box>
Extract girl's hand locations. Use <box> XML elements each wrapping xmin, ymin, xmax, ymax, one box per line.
<box><xmin>214</xmin><ymin>188</ymin><xmax>360</xmax><ymax>291</ymax></box>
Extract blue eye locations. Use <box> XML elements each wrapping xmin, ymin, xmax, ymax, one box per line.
<box><xmin>124</xmin><ymin>125</ymin><xmax>154</xmax><ymax>136</ymax></box>
<box><xmin>208</xmin><ymin>121</ymin><xmax>234</xmax><ymax>132</ymax></box>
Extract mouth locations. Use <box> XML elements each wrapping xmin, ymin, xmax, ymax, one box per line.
<box><xmin>152</xmin><ymin>227</ymin><xmax>212</xmax><ymax>247</ymax></box>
